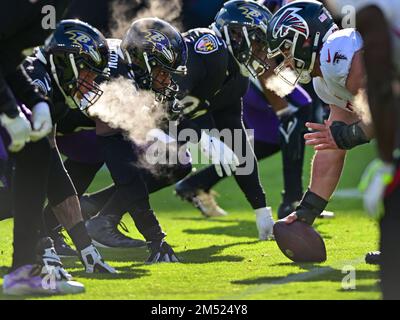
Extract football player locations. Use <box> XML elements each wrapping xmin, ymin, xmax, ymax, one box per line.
<box><xmin>13</xmin><ymin>20</ymin><xmax>117</xmax><ymax>276</ymax></box>
<box><xmin>0</xmin><ymin>1</ymin><xmax>87</xmax><ymax>296</ymax></box>
<box><xmin>175</xmin><ymin>0</ymin><xmax>318</xmax><ymax>220</ymax></box>
<box><xmin>265</xmin><ymin>1</ymin><xmax>375</xmax><ymax>228</ymax></box>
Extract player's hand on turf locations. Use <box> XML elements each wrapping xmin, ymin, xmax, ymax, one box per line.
<box><xmin>30</xmin><ymin>101</ymin><xmax>52</xmax><ymax>141</ymax></box>
<box><xmin>146</xmin><ymin>239</ymin><xmax>179</xmax><ymax>264</ymax></box>
<box><xmin>304</xmin><ymin>120</ymin><xmax>339</xmax><ymax>150</ymax></box>
<box><xmin>0</xmin><ymin>108</ymin><xmax>31</xmax><ymax>152</ymax></box>
<box><xmin>199</xmin><ymin>131</ymin><xmax>240</xmax><ymax>177</ymax></box>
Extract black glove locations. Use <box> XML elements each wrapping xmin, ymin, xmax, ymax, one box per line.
<box><xmin>146</xmin><ymin>239</ymin><xmax>179</xmax><ymax>264</ymax></box>
<box><xmin>295</xmin><ymin>190</ymin><xmax>328</xmax><ymax>225</ymax></box>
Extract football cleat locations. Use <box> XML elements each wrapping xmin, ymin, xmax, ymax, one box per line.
<box><xmin>365</xmin><ymin>251</ymin><xmax>381</xmax><ymax>265</ymax></box>
<box><xmin>146</xmin><ymin>239</ymin><xmax>179</xmax><ymax>264</ymax></box>
<box><xmin>36</xmin><ymin>237</ymin><xmax>73</xmax><ymax>281</ymax></box>
<box><xmin>50</xmin><ymin>230</ymin><xmax>78</xmax><ymax>258</ymax></box>
<box><xmin>86</xmin><ymin>214</ymin><xmax>146</xmax><ymax>248</ymax></box>
<box><xmin>175</xmin><ymin>180</ymin><xmax>228</xmax><ymax>217</ymax></box>
<box><xmin>79</xmin><ymin>244</ymin><xmax>118</xmax><ymax>273</ymax></box>
<box><xmin>3</xmin><ymin>264</ymin><xmax>85</xmax><ymax>296</ymax></box>
<box><xmin>277</xmin><ymin>201</ymin><xmax>300</xmax><ymax>220</ymax></box>
<box><xmin>255</xmin><ymin>207</ymin><xmax>275</xmax><ymax>240</ymax></box>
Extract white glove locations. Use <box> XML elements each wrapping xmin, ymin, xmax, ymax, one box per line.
<box><xmin>30</xmin><ymin>101</ymin><xmax>52</xmax><ymax>141</ymax></box>
<box><xmin>0</xmin><ymin>108</ymin><xmax>31</xmax><ymax>152</ymax></box>
<box><xmin>358</xmin><ymin>159</ymin><xmax>394</xmax><ymax>219</ymax></box>
<box><xmin>199</xmin><ymin>131</ymin><xmax>239</xmax><ymax>177</ymax></box>
<box><xmin>255</xmin><ymin>207</ymin><xmax>275</xmax><ymax>240</ymax></box>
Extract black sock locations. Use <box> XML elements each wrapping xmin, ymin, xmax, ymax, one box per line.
<box><xmin>68</xmin><ymin>221</ymin><xmax>92</xmax><ymax>251</ymax></box>
<box><xmin>282</xmin><ymin>163</ymin><xmax>304</xmax><ymax>203</ymax></box>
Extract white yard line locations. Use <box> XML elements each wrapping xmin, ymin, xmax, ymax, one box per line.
<box><xmin>333</xmin><ymin>188</ymin><xmax>363</xmax><ymax>199</ymax></box>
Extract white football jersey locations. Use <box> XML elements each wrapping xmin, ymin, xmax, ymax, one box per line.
<box><xmin>313</xmin><ymin>28</ymin><xmax>363</xmax><ymax>110</ymax></box>
<box><xmin>326</xmin><ymin>0</ymin><xmax>400</xmax><ymax>76</ymax></box>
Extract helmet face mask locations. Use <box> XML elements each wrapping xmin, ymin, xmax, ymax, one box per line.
<box><xmin>214</xmin><ymin>0</ymin><xmax>273</xmax><ymax>78</ymax></box>
<box><xmin>226</xmin><ymin>24</ymin><xmax>270</xmax><ymax>77</ymax></box>
<box><xmin>44</xmin><ymin>20</ymin><xmax>110</xmax><ymax>113</ymax></box>
<box><xmin>121</xmin><ymin>18</ymin><xmax>188</xmax><ymax>103</ymax></box>
<box><xmin>267</xmin><ymin>38</ymin><xmax>312</xmax><ymax>85</ymax></box>
<box><xmin>266</xmin><ymin>1</ymin><xmax>338</xmax><ymax>86</ymax></box>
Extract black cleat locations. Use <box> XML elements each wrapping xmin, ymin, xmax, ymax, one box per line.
<box><xmin>365</xmin><ymin>251</ymin><xmax>381</xmax><ymax>265</ymax></box>
<box><xmin>50</xmin><ymin>230</ymin><xmax>77</xmax><ymax>258</ymax></box>
<box><xmin>277</xmin><ymin>201</ymin><xmax>299</xmax><ymax>219</ymax></box>
<box><xmin>85</xmin><ymin>215</ymin><xmax>146</xmax><ymax>249</ymax></box>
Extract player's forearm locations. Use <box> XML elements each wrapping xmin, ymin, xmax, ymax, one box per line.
<box><xmin>309</xmin><ymin>149</ymin><xmax>347</xmax><ymax>200</ymax></box>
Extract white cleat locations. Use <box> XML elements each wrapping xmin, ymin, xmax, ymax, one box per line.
<box><xmin>319</xmin><ymin>210</ymin><xmax>335</xmax><ymax>219</ymax></box>
<box><xmin>255</xmin><ymin>207</ymin><xmax>275</xmax><ymax>240</ymax></box>
<box><xmin>3</xmin><ymin>264</ymin><xmax>85</xmax><ymax>296</ymax></box>
<box><xmin>193</xmin><ymin>190</ymin><xmax>228</xmax><ymax>217</ymax></box>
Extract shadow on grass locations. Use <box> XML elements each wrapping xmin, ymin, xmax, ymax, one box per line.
<box><xmin>71</xmin><ymin>265</ymin><xmax>150</xmax><ymax>280</ymax></box>
<box><xmin>182</xmin><ymin>220</ymin><xmax>259</xmax><ymax>239</ymax></box>
<box><xmin>179</xmin><ymin>240</ymin><xmax>259</xmax><ymax>264</ymax></box>
<box><xmin>232</xmin><ymin>267</ymin><xmax>380</xmax><ymax>293</ymax></box>
<box><xmin>270</xmin><ymin>262</ymin><xmax>325</xmax><ymax>270</ymax></box>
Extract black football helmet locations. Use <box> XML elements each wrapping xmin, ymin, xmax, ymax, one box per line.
<box><xmin>266</xmin><ymin>0</ymin><xmax>338</xmax><ymax>85</ymax></box>
<box><xmin>121</xmin><ymin>18</ymin><xmax>187</xmax><ymax>102</ymax></box>
<box><xmin>39</xmin><ymin>19</ymin><xmax>110</xmax><ymax>112</ymax></box>
<box><xmin>213</xmin><ymin>0</ymin><xmax>272</xmax><ymax>77</ymax></box>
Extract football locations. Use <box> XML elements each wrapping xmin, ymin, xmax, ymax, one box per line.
<box><xmin>273</xmin><ymin>220</ymin><xmax>327</xmax><ymax>263</ymax></box>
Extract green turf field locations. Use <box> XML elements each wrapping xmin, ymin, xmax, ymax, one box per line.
<box><xmin>0</xmin><ymin>143</ymin><xmax>381</xmax><ymax>300</ymax></box>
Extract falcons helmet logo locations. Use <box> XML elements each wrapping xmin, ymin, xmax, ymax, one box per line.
<box><xmin>272</xmin><ymin>7</ymin><xmax>309</xmax><ymax>39</ymax></box>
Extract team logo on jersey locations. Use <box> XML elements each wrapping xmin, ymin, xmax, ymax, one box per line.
<box><xmin>144</xmin><ymin>30</ymin><xmax>175</xmax><ymax>63</ymax></box>
<box><xmin>238</xmin><ymin>4</ymin><xmax>263</xmax><ymax>24</ymax></box>
<box><xmin>272</xmin><ymin>7</ymin><xmax>309</xmax><ymax>39</ymax></box>
<box><xmin>66</xmin><ymin>30</ymin><xmax>102</xmax><ymax>65</ymax></box>
<box><xmin>32</xmin><ymin>78</ymin><xmax>50</xmax><ymax>96</ymax></box>
<box><xmin>333</xmin><ymin>52</ymin><xmax>347</xmax><ymax>65</ymax></box>
<box><xmin>194</xmin><ymin>34</ymin><xmax>219</xmax><ymax>54</ymax></box>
